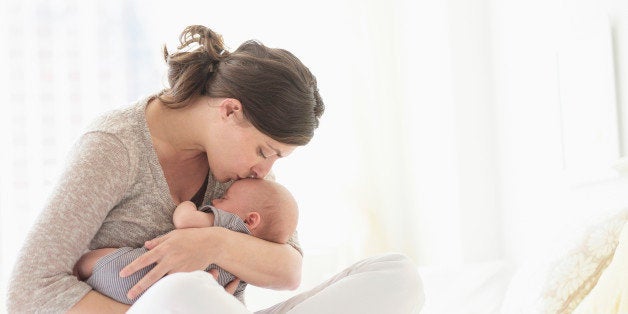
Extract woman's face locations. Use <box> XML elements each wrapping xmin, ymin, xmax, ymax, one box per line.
<box><xmin>205</xmin><ymin>99</ymin><xmax>296</xmax><ymax>182</ymax></box>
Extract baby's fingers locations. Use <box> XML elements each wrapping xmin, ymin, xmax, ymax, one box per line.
<box><xmin>207</xmin><ymin>269</ymin><xmax>239</xmax><ymax>295</ymax></box>
<box><xmin>225</xmin><ymin>278</ymin><xmax>241</xmax><ymax>295</ymax></box>
<box><xmin>208</xmin><ymin>268</ymin><xmax>219</xmax><ymax>281</ymax></box>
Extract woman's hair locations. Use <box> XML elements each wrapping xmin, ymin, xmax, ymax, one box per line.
<box><xmin>158</xmin><ymin>25</ymin><xmax>324</xmax><ymax>145</ymax></box>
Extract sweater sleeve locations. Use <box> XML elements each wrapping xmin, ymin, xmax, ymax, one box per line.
<box><xmin>7</xmin><ymin>131</ymin><xmax>132</xmax><ymax>313</ymax></box>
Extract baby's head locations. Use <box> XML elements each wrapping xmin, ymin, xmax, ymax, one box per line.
<box><xmin>211</xmin><ymin>178</ymin><xmax>298</xmax><ymax>243</ymax></box>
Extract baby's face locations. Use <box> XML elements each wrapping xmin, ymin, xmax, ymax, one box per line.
<box><xmin>212</xmin><ymin>178</ymin><xmax>298</xmax><ymax>243</ymax></box>
<box><xmin>210</xmin><ymin>180</ymin><xmax>255</xmax><ymax>218</ymax></box>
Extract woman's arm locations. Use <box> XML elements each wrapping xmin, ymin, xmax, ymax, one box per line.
<box><xmin>209</xmin><ymin>227</ymin><xmax>302</xmax><ymax>289</ymax></box>
<box><xmin>68</xmin><ymin>291</ymin><xmax>131</xmax><ymax>313</ymax></box>
<box><xmin>119</xmin><ymin>227</ymin><xmax>302</xmax><ymax>299</ymax></box>
<box><xmin>6</xmin><ymin>132</ymin><xmax>132</xmax><ymax>313</ymax></box>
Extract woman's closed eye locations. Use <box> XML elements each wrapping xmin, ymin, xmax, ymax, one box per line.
<box><xmin>258</xmin><ymin>146</ymin><xmax>279</xmax><ymax>159</ymax></box>
<box><xmin>258</xmin><ymin>148</ymin><xmax>268</xmax><ymax>159</ymax></box>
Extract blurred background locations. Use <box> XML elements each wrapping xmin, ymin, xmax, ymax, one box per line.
<box><xmin>1</xmin><ymin>0</ymin><xmax>628</xmax><ymax>311</ymax></box>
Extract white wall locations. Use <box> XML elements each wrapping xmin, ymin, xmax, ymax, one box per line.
<box><xmin>490</xmin><ymin>0</ymin><xmax>628</xmax><ymax>264</ymax></box>
<box><xmin>343</xmin><ymin>0</ymin><xmax>503</xmax><ymax>266</ymax></box>
<box><xmin>448</xmin><ymin>0</ymin><xmax>502</xmax><ymax>263</ymax></box>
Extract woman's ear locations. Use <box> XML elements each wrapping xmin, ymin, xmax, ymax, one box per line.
<box><xmin>219</xmin><ymin>98</ymin><xmax>243</xmax><ymax>120</ymax></box>
<box><xmin>244</xmin><ymin>212</ymin><xmax>261</xmax><ymax>230</ymax></box>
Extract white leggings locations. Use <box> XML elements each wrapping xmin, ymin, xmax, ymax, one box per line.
<box><xmin>127</xmin><ymin>253</ymin><xmax>424</xmax><ymax>314</ymax></box>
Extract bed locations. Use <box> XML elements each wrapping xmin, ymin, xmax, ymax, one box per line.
<box><xmin>419</xmin><ymin>207</ymin><xmax>628</xmax><ymax>314</ymax></box>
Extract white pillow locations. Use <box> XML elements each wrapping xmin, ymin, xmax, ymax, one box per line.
<box><xmin>572</xmin><ymin>220</ymin><xmax>628</xmax><ymax>313</ymax></box>
<box><xmin>535</xmin><ymin>208</ymin><xmax>628</xmax><ymax>313</ymax></box>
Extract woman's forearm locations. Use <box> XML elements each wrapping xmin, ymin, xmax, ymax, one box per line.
<box><xmin>67</xmin><ymin>290</ymin><xmax>130</xmax><ymax>313</ymax></box>
<box><xmin>213</xmin><ymin>227</ymin><xmax>302</xmax><ymax>290</ymax></box>
<box><xmin>119</xmin><ymin>227</ymin><xmax>303</xmax><ymax>298</ymax></box>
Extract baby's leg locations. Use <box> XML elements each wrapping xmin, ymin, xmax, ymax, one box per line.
<box><xmin>74</xmin><ymin>248</ymin><xmax>118</xmax><ymax>280</ymax></box>
<box><xmin>173</xmin><ymin>201</ymin><xmax>214</xmax><ymax>228</ymax></box>
<box><xmin>85</xmin><ymin>247</ymin><xmax>155</xmax><ymax>305</ymax></box>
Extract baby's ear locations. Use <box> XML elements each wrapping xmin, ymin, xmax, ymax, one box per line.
<box><xmin>244</xmin><ymin>212</ymin><xmax>261</xmax><ymax>230</ymax></box>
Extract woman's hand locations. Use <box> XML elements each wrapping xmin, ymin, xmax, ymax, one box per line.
<box><xmin>119</xmin><ymin>227</ymin><xmax>221</xmax><ymax>300</ymax></box>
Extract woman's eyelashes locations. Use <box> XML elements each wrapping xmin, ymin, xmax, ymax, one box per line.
<box><xmin>258</xmin><ymin>147</ymin><xmax>280</xmax><ymax>160</ymax></box>
<box><xmin>258</xmin><ymin>148</ymin><xmax>268</xmax><ymax>159</ymax></box>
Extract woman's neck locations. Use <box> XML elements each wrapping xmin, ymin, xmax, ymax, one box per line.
<box><xmin>146</xmin><ymin>97</ymin><xmax>205</xmax><ymax>163</ymax></box>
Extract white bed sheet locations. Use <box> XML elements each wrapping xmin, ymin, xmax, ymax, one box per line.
<box><xmin>247</xmin><ymin>260</ymin><xmax>516</xmax><ymax>313</ymax></box>
<box><xmin>0</xmin><ymin>261</ymin><xmax>516</xmax><ymax>314</ymax></box>
<box><xmin>418</xmin><ymin>260</ymin><xmax>515</xmax><ymax>314</ymax></box>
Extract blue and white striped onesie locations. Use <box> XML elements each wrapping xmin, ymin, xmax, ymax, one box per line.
<box><xmin>85</xmin><ymin>206</ymin><xmax>250</xmax><ymax>305</ymax></box>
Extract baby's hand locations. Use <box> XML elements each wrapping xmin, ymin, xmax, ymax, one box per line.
<box><xmin>208</xmin><ymin>268</ymin><xmax>241</xmax><ymax>295</ymax></box>
<box><xmin>73</xmin><ymin>248</ymin><xmax>118</xmax><ymax>280</ymax></box>
<box><xmin>173</xmin><ymin>201</ymin><xmax>214</xmax><ymax>229</ymax></box>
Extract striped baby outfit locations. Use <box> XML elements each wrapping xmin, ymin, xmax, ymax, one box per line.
<box><xmin>85</xmin><ymin>206</ymin><xmax>250</xmax><ymax>305</ymax></box>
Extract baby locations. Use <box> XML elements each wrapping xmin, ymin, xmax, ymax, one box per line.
<box><xmin>73</xmin><ymin>178</ymin><xmax>298</xmax><ymax>304</ymax></box>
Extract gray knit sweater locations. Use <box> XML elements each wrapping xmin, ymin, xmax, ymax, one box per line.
<box><xmin>6</xmin><ymin>95</ymin><xmax>301</xmax><ymax>313</ymax></box>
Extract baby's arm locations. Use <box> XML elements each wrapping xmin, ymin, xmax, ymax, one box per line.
<box><xmin>173</xmin><ymin>201</ymin><xmax>214</xmax><ymax>229</ymax></box>
<box><xmin>74</xmin><ymin>201</ymin><xmax>212</xmax><ymax>280</ymax></box>
<box><xmin>70</xmin><ymin>203</ymin><xmax>213</xmax><ymax>303</ymax></box>
<box><xmin>74</xmin><ymin>248</ymin><xmax>118</xmax><ymax>280</ymax></box>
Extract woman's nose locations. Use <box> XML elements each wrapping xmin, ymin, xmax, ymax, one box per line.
<box><xmin>252</xmin><ymin>159</ymin><xmax>276</xmax><ymax>179</ymax></box>
<box><xmin>250</xmin><ymin>167</ymin><xmax>266</xmax><ymax>179</ymax></box>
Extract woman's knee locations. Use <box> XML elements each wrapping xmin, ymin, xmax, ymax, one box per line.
<box><xmin>129</xmin><ymin>271</ymin><xmax>248</xmax><ymax>314</ymax></box>
<box><xmin>363</xmin><ymin>253</ymin><xmax>425</xmax><ymax>309</ymax></box>
<box><xmin>154</xmin><ymin>270</ymin><xmax>219</xmax><ymax>291</ymax></box>
<box><xmin>135</xmin><ymin>270</ymin><xmax>221</xmax><ymax>302</ymax></box>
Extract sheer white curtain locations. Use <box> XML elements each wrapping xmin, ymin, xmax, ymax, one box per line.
<box><xmin>0</xmin><ymin>0</ymin><xmax>160</xmax><ymax>305</ymax></box>
<box><xmin>328</xmin><ymin>0</ymin><xmax>501</xmax><ymax>266</ymax></box>
<box><xmin>0</xmin><ymin>0</ymin><xmax>503</xmax><ymax>310</ymax></box>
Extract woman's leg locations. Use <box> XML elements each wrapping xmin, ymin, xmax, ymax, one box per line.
<box><xmin>127</xmin><ymin>270</ymin><xmax>251</xmax><ymax>314</ymax></box>
<box><xmin>256</xmin><ymin>253</ymin><xmax>424</xmax><ymax>314</ymax></box>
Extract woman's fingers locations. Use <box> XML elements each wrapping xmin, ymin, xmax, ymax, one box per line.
<box><xmin>126</xmin><ymin>261</ymin><xmax>170</xmax><ymax>300</ymax></box>
<box><xmin>119</xmin><ymin>247</ymin><xmax>161</xmax><ymax>278</ymax></box>
<box><xmin>121</xmin><ymin>229</ymin><xmax>216</xmax><ymax>300</ymax></box>
<box><xmin>121</xmin><ymin>232</ymin><xmax>176</xmax><ymax>277</ymax></box>
<box><xmin>144</xmin><ymin>233</ymin><xmax>170</xmax><ymax>250</ymax></box>
<box><xmin>225</xmin><ymin>278</ymin><xmax>241</xmax><ymax>295</ymax></box>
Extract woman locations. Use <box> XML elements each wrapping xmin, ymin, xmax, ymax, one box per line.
<box><xmin>7</xmin><ymin>25</ymin><xmax>423</xmax><ymax>313</ymax></box>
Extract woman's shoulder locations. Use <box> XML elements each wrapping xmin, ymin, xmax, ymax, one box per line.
<box><xmin>80</xmin><ymin>94</ymin><xmax>155</xmax><ymax>151</ymax></box>
<box><xmin>73</xmin><ymin>94</ymin><xmax>155</xmax><ymax>170</ymax></box>
<box><xmin>86</xmin><ymin>95</ymin><xmax>152</xmax><ymax>135</ymax></box>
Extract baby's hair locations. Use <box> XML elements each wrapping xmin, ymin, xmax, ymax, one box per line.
<box><xmin>255</xmin><ymin>181</ymin><xmax>298</xmax><ymax>244</ymax></box>
<box><xmin>258</xmin><ymin>204</ymin><xmax>298</xmax><ymax>244</ymax></box>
